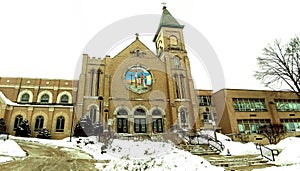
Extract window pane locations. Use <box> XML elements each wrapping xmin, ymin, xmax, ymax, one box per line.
<box><xmin>41</xmin><ymin>94</ymin><xmax>49</xmax><ymax>103</ymax></box>
<box><xmin>60</xmin><ymin>95</ymin><xmax>69</xmax><ymax>103</ymax></box>
<box><xmin>21</xmin><ymin>93</ymin><xmax>30</xmax><ymax>102</ymax></box>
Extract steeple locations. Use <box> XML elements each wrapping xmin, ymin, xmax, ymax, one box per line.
<box><xmin>153</xmin><ymin>6</ymin><xmax>186</xmax><ymax>55</ymax></box>
<box><xmin>153</xmin><ymin>6</ymin><xmax>184</xmax><ymax>42</ymax></box>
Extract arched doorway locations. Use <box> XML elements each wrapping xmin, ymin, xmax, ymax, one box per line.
<box><xmin>117</xmin><ymin>108</ymin><xmax>128</xmax><ymax>133</ymax></box>
<box><xmin>152</xmin><ymin>109</ymin><xmax>163</xmax><ymax>133</ymax></box>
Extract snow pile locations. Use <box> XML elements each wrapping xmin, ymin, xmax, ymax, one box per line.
<box><xmin>0</xmin><ymin>139</ymin><xmax>26</xmax><ymax>164</ymax></box>
<box><xmin>101</xmin><ymin>139</ymin><xmax>224</xmax><ymax>171</ymax></box>
<box><xmin>197</xmin><ymin>130</ymin><xmax>259</xmax><ymax>156</ymax></box>
<box><xmin>190</xmin><ymin>131</ymin><xmax>232</xmax><ymax>145</ymax></box>
<box><xmin>103</xmin><ymin>149</ymin><xmax>224</xmax><ymax>171</ymax></box>
<box><xmin>0</xmin><ymin>139</ymin><xmax>26</xmax><ymax>157</ymax></box>
<box><xmin>220</xmin><ymin>141</ymin><xmax>260</xmax><ymax>156</ymax></box>
<box><xmin>273</xmin><ymin>137</ymin><xmax>300</xmax><ymax>166</ymax></box>
<box><xmin>107</xmin><ymin>139</ymin><xmax>173</xmax><ymax>159</ymax></box>
<box><xmin>252</xmin><ymin>137</ymin><xmax>300</xmax><ymax>170</ymax></box>
<box><xmin>0</xmin><ymin>156</ymin><xmax>13</xmax><ymax>163</ymax></box>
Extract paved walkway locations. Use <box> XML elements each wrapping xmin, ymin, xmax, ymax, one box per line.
<box><xmin>0</xmin><ymin>140</ymin><xmax>98</xmax><ymax>171</ymax></box>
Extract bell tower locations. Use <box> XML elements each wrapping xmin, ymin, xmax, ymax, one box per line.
<box><xmin>153</xmin><ymin>6</ymin><xmax>186</xmax><ymax>57</ymax></box>
<box><xmin>153</xmin><ymin>5</ymin><xmax>200</xmax><ymax>131</ymax></box>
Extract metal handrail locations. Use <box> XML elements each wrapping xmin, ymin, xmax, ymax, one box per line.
<box><xmin>208</xmin><ymin>138</ymin><xmax>225</xmax><ymax>152</ymax></box>
<box><xmin>256</xmin><ymin>143</ymin><xmax>279</xmax><ymax>161</ymax></box>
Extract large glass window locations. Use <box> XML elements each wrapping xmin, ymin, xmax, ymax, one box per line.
<box><xmin>237</xmin><ymin>119</ymin><xmax>270</xmax><ymax>134</ymax></box>
<box><xmin>275</xmin><ymin>99</ymin><xmax>300</xmax><ymax>112</ymax></box>
<box><xmin>14</xmin><ymin>115</ymin><xmax>23</xmax><ymax>130</ymax></box>
<box><xmin>55</xmin><ymin>116</ymin><xmax>65</xmax><ymax>132</ymax></box>
<box><xmin>233</xmin><ymin>98</ymin><xmax>267</xmax><ymax>112</ymax></box>
<box><xmin>280</xmin><ymin>119</ymin><xmax>300</xmax><ymax>132</ymax></box>
<box><xmin>34</xmin><ymin>115</ymin><xmax>44</xmax><ymax>131</ymax></box>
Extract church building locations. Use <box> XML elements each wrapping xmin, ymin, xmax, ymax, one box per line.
<box><xmin>76</xmin><ymin>6</ymin><xmax>200</xmax><ymax>134</ymax></box>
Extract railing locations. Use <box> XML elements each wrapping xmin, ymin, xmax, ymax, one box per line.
<box><xmin>188</xmin><ymin>132</ymin><xmax>225</xmax><ymax>152</ymax></box>
<box><xmin>256</xmin><ymin>143</ymin><xmax>279</xmax><ymax>161</ymax></box>
<box><xmin>208</xmin><ymin>138</ymin><xmax>225</xmax><ymax>152</ymax></box>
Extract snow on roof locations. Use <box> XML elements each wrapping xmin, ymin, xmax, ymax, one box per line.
<box><xmin>0</xmin><ymin>91</ymin><xmax>73</xmax><ymax>108</ymax></box>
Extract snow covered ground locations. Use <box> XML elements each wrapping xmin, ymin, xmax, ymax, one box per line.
<box><xmin>0</xmin><ymin>134</ymin><xmax>300</xmax><ymax>170</ymax></box>
<box><xmin>0</xmin><ymin>138</ymin><xmax>26</xmax><ymax>163</ymax></box>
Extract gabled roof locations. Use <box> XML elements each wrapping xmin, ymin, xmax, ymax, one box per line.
<box><xmin>153</xmin><ymin>6</ymin><xmax>184</xmax><ymax>42</ymax></box>
<box><xmin>113</xmin><ymin>37</ymin><xmax>156</xmax><ymax>58</ymax></box>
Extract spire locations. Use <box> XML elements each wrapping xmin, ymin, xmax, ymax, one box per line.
<box><xmin>159</xmin><ymin>6</ymin><xmax>183</xmax><ymax>28</ymax></box>
<box><xmin>153</xmin><ymin>6</ymin><xmax>184</xmax><ymax>42</ymax></box>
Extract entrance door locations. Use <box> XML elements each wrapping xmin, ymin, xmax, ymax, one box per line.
<box><xmin>134</xmin><ymin>118</ymin><xmax>146</xmax><ymax>133</ymax></box>
<box><xmin>152</xmin><ymin>118</ymin><xmax>163</xmax><ymax>133</ymax></box>
<box><xmin>117</xmin><ymin>118</ymin><xmax>128</xmax><ymax>133</ymax></box>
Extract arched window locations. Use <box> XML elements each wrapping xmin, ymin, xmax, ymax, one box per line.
<box><xmin>41</xmin><ymin>94</ymin><xmax>50</xmax><ymax>103</ymax></box>
<box><xmin>20</xmin><ymin>93</ymin><xmax>30</xmax><ymax>103</ymax></box>
<box><xmin>174</xmin><ymin>56</ymin><xmax>180</xmax><ymax>69</ymax></box>
<box><xmin>55</xmin><ymin>116</ymin><xmax>65</xmax><ymax>132</ymax></box>
<box><xmin>34</xmin><ymin>115</ymin><xmax>44</xmax><ymax>131</ymax></box>
<box><xmin>89</xmin><ymin>106</ymin><xmax>97</xmax><ymax>124</ymax></box>
<box><xmin>170</xmin><ymin>35</ymin><xmax>178</xmax><ymax>45</ymax></box>
<box><xmin>14</xmin><ymin>115</ymin><xmax>23</xmax><ymax>130</ymax></box>
<box><xmin>60</xmin><ymin>94</ymin><xmax>69</xmax><ymax>104</ymax></box>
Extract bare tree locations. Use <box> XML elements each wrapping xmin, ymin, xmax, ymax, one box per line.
<box><xmin>255</xmin><ymin>36</ymin><xmax>300</xmax><ymax>98</ymax></box>
<box><xmin>258</xmin><ymin>124</ymin><xmax>286</xmax><ymax>144</ymax></box>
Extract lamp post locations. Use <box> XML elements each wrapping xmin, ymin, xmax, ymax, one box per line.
<box><xmin>69</xmin><ymin>104</ymin><xmax>75</xmax><ymax>142</ymax></box>
<box><xmin>209</xmin><ymin>119</ymin><xmax>217</xmax><ymax>141</ymax></box>
<box><xmin>98</xmin><ymin>96</ymin><xmax>103</xmax><ymax>142</ymax></box>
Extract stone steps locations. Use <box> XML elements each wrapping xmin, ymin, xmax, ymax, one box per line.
<box><xmin>203</xmin><ymin>154</ymin><xmax>274</xmax><ymax>171</ymax></box>
<box><xmin>176</xmin><ymin>143</ymin><xmax>274</xmax><ymax>170</ymax></box>
<box><xmin>178</xmin><ymin>144</ymin><xmax>220</xmax><ymax>155</ymax></box>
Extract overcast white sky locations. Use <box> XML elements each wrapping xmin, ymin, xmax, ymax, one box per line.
<box><xmin>0</xmin><ymin>0</ymin><xmax>299</xmax><ymax>91</ymax></box>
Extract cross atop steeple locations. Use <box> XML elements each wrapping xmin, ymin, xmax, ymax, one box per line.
<box><xmin>135</xmin><ymin>33</ymin><xmax>139</xmax><ymax>39</ymax></box>
<box><xmin>161</xmin><ymin>2</ymin><xmax>166</xmax><ymax>9</ymax></box>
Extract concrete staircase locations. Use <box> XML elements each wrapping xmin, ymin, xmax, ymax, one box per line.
<box><xmin>177</xmin><ymin>144</ymin><xmax>274</xmax><ymax>170</ymax></box>
<box><xmin>203</xmin><ymin>154</ymin><xmax>274</xmax><ymax>171</ymax></box>
<box><xmin>179</xmin><ymin>144</ymin><xmax>220</xmax><ymax>155</ymax></box>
